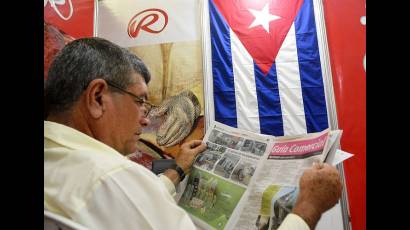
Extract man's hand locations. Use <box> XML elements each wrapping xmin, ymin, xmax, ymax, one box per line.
<box><xmin>175</xmin><ymin>140</ymin><xmax>207</xmax><ymax>174</ymax></box>
<box><xmin>292</xmin><ymin>163</ymin><xmax>342</xmax><ymax>229</ymax></box>
<box><xmin>163</xmin><ymin>140</ymin><xmax>206</xmax><ymax>185</ymax></box>
<box><xmin>149</xmin><ymin>90</ymin><xmax>201</xmax><ymax>147</ymax></box>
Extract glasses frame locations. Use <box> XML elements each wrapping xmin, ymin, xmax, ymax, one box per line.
<box><xmin>106</xmin><ymin>81</ymin><xmax>156</xmax><ymax>116</ymax></box>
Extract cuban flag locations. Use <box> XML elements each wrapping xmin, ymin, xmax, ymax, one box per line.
<box><xmin>209</xmin><ymin>0</ymin><xmax>329</xmax><ymax>136</ymax></box>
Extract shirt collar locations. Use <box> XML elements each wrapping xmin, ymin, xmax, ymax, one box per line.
<box><xmin>44</xmin><ymin>120</ymin><xmax>124</xmax><ymax>158</ymax></box>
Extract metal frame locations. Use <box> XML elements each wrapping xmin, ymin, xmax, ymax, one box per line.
<box><xmin>312</xmin><ymin>0</ymin><xmax>351</xmax><ymax>228</ymax></box>
<box><xmin>200</xmin><ymin>0</ymin><xmax>214</xmax><ymax>133</ymax></box>
<box><xmin>93</xmin><ymin>0</ymin><xmax>98</xmax><ymax>36</ymax></box>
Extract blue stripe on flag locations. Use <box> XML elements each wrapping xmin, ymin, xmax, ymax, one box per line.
<box><xmin>254</xmin><ymin>64</ymin><xmax>284</xmax><ymax>136</ymax></box>
<box><xmin>209</xmin><ymin>0</ymin><xmax>237</xmax><ymax>128</ymax></box>
<box><xmin>295</xmin><ymin>0</ymin><xmax>329</xmax><ymax>133</ymax></box>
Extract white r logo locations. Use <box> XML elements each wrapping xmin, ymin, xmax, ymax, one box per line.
<box><xmin>44</xmin><ymin>0</ymin><xmax>74</xmax><ymax>21</ymax></box>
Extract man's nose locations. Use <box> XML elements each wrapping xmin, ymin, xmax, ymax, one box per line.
<box><xmin>140</xmin><ymin>116</ymin><xmax>150</xmax><ymax>127</ymax></box>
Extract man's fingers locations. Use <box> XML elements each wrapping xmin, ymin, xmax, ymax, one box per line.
<box><xmin>195</xmin><ymin>142</ymin><xmax>207</xmax><ymax>152</ymax></box>
<box><xmin>183</xmin><ymin>140</ymin><xmax>207</xmax><ymax>155</ymax></box>
<box><xmin>321</xmin><ymin>163</ymin><xmax>340</xmax><ymax>175</ymax></box>
<box><xmin>197</xmin><ymin>142</ymin><xmax>207</xmax><ymax>154</ymax></box>
<box><xmin>190</xmin><ymin>143</ymin><xmax>207</xmax><ymax>158</ymax></box>
<box><xmin>322</xmin><ymin>163</ymin><xmax>333</xmax><ymax>169</ymax></box>
<box><xmin>186</xmin><ymin>140</ymin><xmax>204</xmax><ymax>148</ymax></box>
<box><xmin>312</xmin><ymin>161</ymin><xmax>324</xmax><ymax>169</ymax></box>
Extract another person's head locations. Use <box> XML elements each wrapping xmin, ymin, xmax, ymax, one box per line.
<box><xmin>45</xmin><ymin>37</ymin><xmax>151</xmax><ymax>155</ymax></box>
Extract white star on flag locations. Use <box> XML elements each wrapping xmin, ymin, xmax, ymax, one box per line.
<box><xmin>248</xmin><ymin>3</ymin><xmax>281</xmax><ymax>33</ymax></box>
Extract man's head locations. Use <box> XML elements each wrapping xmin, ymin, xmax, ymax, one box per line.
<box><xmin>45</xmin><ymin>37</ymin><xmax>152</xmax><ymax>154</ymax></box>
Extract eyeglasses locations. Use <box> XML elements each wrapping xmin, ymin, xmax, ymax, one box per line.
<box><xmin>106</xmin><ymin>81</ymin><xmax>156</xmax><ymax>117</ymax></box>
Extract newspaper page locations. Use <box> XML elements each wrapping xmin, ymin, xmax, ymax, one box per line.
<box><xmin>233</xmin><ymin>129</ymin><xmax>334</xmax><ymax>230</ymax></box>
<box><xmin>178</xmin><ymin>121</ymin><xmax>274</xmax><ymax>230</ymax></box>
<box><xmin>178</xmin><ymin>121</ymin><xmax>341</xmax><ymax>230</ymax></box>
<box><xmin>324</xmin><ymin>130</ymin><xmax>343</xmax><ymax>165</ymax></box>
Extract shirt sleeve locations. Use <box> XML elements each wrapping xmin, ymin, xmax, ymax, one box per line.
<box><xmin>277</xmin><ymin>213</ymin><xmax>310</xmax><ymax>230</ymax></box>
<box><xmin>73</xmin><ymin>166</ymin><xmax>195</xmax><ymax>230</ymax></box>
<box><xmin>159</xmin><ymin>174</ymin><xmax>177</xmax><ymax>197</ymax></box>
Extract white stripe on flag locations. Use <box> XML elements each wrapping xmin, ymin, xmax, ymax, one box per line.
<box><xmin>276</xmin><ymin>24</ymin><xmax>307</xmax><ymax>136</ymax></box>
<box><xmin>230</xmin><ymin>29</ymin><xmax>261</xmax><ymax>133</ymax></box>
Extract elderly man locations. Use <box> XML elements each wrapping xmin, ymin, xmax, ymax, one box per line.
<box><xmin>44</xmin><ymin>37</ymin><xmax>342</xmax><ymax>229</ymax></box>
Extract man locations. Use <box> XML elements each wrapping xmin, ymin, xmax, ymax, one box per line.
<box><xmin>44</xmin><ymin>37</ymin><xmax>342</xmax><ymax>229</ymax></box>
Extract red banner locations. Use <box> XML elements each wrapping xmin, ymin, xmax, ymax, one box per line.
<box><xmin>323</xmin><ymin>1</ymin><xmax>366</xmax><ymax>229</ymax></box>
<box><xmin>44</xmin><ymin>0</ymin><xmax>95</xmax><ymax>38</ymax></box>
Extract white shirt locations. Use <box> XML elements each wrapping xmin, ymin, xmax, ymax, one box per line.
<box><xmin>44</xmin><ymin>121</ymin><xmax>195</xmax><ymax>229</ymax></box>
<box><xmin>278</xmin><ymin>214</ymin><xmax>310</xmax><ymax>230</ymax></box>
<box><xmin>44</xmin><ymin>121</ymin><xmax>308</xmax><ymax>230</ymax></box>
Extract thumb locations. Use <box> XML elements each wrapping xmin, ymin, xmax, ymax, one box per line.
<box><xmin>191</xmin><ymin>141</ymin><xmax>207</xmax><ymax>156</ymax></box>
<box><xmin>195</xmin><ymin>142</ymin><xmax>207</xmax><ymax>152</ymax></box>
<box><xmin>186</xmin><ymin>140</ymin><xmax>206</xmax><ymax>149</ymax></box>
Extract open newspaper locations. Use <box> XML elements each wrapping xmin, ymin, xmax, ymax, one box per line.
<box><xmin>178</xmin><ymin>121</ymin><xmax>342</xmax><ymax>230</ymax></box>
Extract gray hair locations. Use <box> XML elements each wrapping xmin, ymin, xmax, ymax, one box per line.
<box><xmin>45</xmin><ymin>37</ymin><xmax>150</xmax><ymax>115</ymax></box>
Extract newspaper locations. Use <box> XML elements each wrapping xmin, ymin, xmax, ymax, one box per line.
<box><xmin>178</xmin><ymin>121</ymin><xmax>273</xmax><ymax>230</ymax></box>
<box><xmin>178</xmin><ymin>121</ymin><xmax>341</xmax><ymax>230</ymax></box>
<box><xmin>233</xmin><ymin>129</ymin><xmax>340</xmax><ymax>230</ymax></box>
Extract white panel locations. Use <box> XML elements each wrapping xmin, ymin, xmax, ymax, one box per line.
<box><xmin>97</xmin><ymin>0</ymin><xmax>199</xmax><ymax>47</ymax></box>
<box><xmin>200</xmin><ymin>0</ymin><xmax>214</xmax><ymax>131</ymax></box>
<box><xmin>275</xmin><ymin>24</ymin><xmax>307</xmax><ymax>136</ymax></box>
<box><xmin>230</xmin><ymin>29</ymin><xmax>261</xmax><ymax>133</ymax></box>
<box><xmin>279</xmin><ymin>87</ymin><xmax>308</xmax><ymax>136</ymax></box>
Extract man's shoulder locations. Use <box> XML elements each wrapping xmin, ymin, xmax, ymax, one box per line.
<box><xmin>45</xmin><ymin>146</ymin><xmax>137</xmax><ymax>186</ymax></box>
<box><xmin>45</xmin><ymin>148</ymin><xmax>147</xmax><ymax>215</ymax></box>
<box><xmin>69</xmin><ymin>148</ymin><xmax>137</xmax><ymax>175</ymax></box>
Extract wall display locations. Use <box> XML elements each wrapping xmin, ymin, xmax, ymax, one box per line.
<box><xmin>97</xmin><ymin>0</ymin><xmax>205</xmax><ymax>157</ymax></box>
<box><xmin>44</xmin><ymin>0</ymin><xmax>96</xmax><ymax>38</ymax></box>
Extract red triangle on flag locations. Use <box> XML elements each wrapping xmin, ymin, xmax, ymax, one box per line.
<box><xmin>213</xmin><ymin>0</ymin><xmax>304</xmax><ymax>75</ymax></box>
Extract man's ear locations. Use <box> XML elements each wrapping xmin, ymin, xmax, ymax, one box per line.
<box><xmin>84</xmin><ymin>79</ymin><xmax>109</xmax><ymax>119</ymax></box>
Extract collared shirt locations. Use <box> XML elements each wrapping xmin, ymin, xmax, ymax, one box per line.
<box><xmin>44</xmin><ymin>121</ymin><xmax>309</xmax><ymax>230</ymax></box>
<box><xmin>278</xmin><ymin>214</ymin><xmax>310</xmax><ymax>230</ymax></box>
<box><xmin>44</xmin><ymin>121</ymin><xmax>195</xmax><ymax>230</ymax></box>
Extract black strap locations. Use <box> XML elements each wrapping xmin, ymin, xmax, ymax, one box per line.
<box><xmin>174</xmin><ymin>164</ymin><xmax>186</xmax><ymax>181</ymax></box>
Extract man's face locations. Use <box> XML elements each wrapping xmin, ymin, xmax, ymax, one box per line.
<box><xmin>108</xmin><ymin>74</ymin><xmax>150</xmax><ymax>155</ymax></box>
